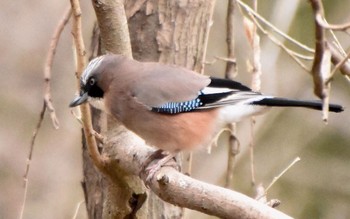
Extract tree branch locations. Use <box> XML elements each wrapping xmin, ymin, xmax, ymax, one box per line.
<box><xmin>309</xmin><ymin>0</ymin><xmax>329</xmax><ymax>98</ymax></box>
<box><xmin>329</xmin><ymin>42</ymin><xmax>350</xmax><ymax>78</ymax></box>
<box><xmin>19</xmin><ymin>7</ymin><xmax>71</xmax><ymax>219</ymax></box>
<box><xmin>309</xmin><ymin>0</ymin><xmax>335</xmax><ymax>122</ymax></box>
<box><xmin>236</xmin><ymin>0</ymin><xmax>315</xmax><ymax>53</ymax></box>
<box><xmin>105</xmin><ymin>129</ymin><xmax>293</xmax><ymax>219</ymax></box>
<box><xmin>92</xmin><ymin>0</ymin><xmax>132</xmax><ymax>57</ymax></box>
<box><xmin>224</xmin><ymin>0</ymin><xmax>240</xmax><ymax>188</ymax></box>
<box><xmin>43</xmin><ymin>6</ymin><xmax>72</xmax><ymax>129</ymax></box>
<box><xmin>85</xmin><ymin>128</ymin><xmax>300</xmax><ymax>215</ymax></box>
<box><xmin>70</xmin><ymin>0</ymin><xmax>106</xmax><ymax>172</ymax></box>
<box><xmin>315</xmin><ymin>13</ymin><xmax>350</xmax><ymax>31</ymax></box>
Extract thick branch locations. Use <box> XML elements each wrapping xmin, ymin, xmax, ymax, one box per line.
<box><xmin>105</xmin><ymin>130</ymin><xmax>293</xmax><ymax>219</ymax></box>
<box><xmin>92</xmin><ymin>0</ymin><xmax>132</xmax><ymax>57</ymax></box>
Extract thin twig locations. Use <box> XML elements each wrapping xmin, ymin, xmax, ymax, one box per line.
<box><xmin>247</xmin><ymin>14</ymin><xmax>310</xmax><ymax>72</ymax></box>
<box><xmin>70</xmin><ymin>0</ymin><xmax>106</xmax><ymax>171</ymax></box>
<box><xmin>199</xmin><ymin>1</ymin><xmax>216</xmax><ymax>74</ymax></box>
<box><xmin>224</xmin><ymin>0</ymin><xmax>240</xmax><ymax>189</ymax></box>
<box><xmin>321</xmin><ymin>48</ymin><xmax>332</xmax><ymax>122</ymax></box>
<box><xmin>225</xmin><ymin>124</ymin><xmax>240</xmax><ymax>188</ymax></box>
<box><xmin>329</xmin><ymin>42</ymin><xmax>350</xmax><ymax>77</ymax></box>
<box><xmin>72</xmin><ymin>200</ymin><xmax>85</xmax><ymax>219</ymax></box>
<box><xmin>327</xmin><ymin>48</ymin><xmax>350</xmax><ymax>83</ymax></box>
<box><xmin>249</xmin><ymin>118</ymin><xmax>256</xmax><ymax>186</ymax></box>
<box><xmin>208</xmin><ymin>128</ymin><xmax>232</xmax><ymax>153</ymax></box>
<box><xmin>323</xmin><ymin>16</ymin><xmax>350</xmax><ymax>77</ymax></box>
<box><xmin>243</xmin><ymin>0</ymin><xmax>261</xmax><ymax>187</ymax></box>
<box><xmin>236</xmin><ymin>0</ymin><xmax>315</xmax><ymax>53</ymax></box>
<box><xmin>19</xmin><ymin>102</ymin><xmax>46</xmax><ymax>219</ymax></box>
<box><xmin>264</xmin><ymin>157</ymin><xmax>301</xmax><ymax>194</ymax></box>
<box><xmin>315</xmin><ymin>13</ymin><xmax>350</xmax><ymax>30</ymax></box>
<box><xmin>70</xmin><ymin>108</ymin><xmax>82</xmax><ymax>124</ymax></box>
<box><xmin>44</xmin><ymin>6</ymin><xmax>72</xmax><ymax>129</ymax></box>
<box><xmin>215</xmin><ymin>56</ymin><xmax>237</xmax><ymax>64</ymax></box>
<box><xmin>19</xmin><ymin>7</ymin><xmax>72</xmax><ymax>219</ymax></box>
<box><xmin>225</xmin><ymin>0</ymin><xmax>238</xmax><ymax>78</ymax></box>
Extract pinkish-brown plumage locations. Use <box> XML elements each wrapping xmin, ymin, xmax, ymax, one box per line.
<box><xmin>69</xmin><ymin>54</ymin><xmax>343</xmax><ymax>181</ymax></box>
<box><xmin>98</xmin><ymin>55</ymin><xmax>219</xmax><ymax>152</ymax></box>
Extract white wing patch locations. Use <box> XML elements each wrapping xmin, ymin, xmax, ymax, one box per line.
<box><xmin>200</xmin><ymin>86</ymin><xmax>235</xmax><ymax>94</ymax></box>
<box><xmin>199</xmin><ymin>92</ymin><xmax>271</xmax><ymax>109</ymax></box>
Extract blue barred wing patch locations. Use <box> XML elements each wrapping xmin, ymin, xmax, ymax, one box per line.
<box><xmin>152</xmin><ymin>98</ymin><xmax>203</xmax><ymax>114</ymax></box>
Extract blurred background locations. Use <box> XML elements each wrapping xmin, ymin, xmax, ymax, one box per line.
<box><xmin>1</xmin><ymin>0</ymin><xmax>349</xmax><ymax>218</ymax></box>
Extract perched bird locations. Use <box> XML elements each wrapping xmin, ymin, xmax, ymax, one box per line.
<box><xmin>70</xmin><ymin>54</ymin><xmax>343</xmax><ymax>177</ymax></box>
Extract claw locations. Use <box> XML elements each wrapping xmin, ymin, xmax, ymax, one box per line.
<box><xmin>141</xmin><ymin>151</ymin><xmax>178</xmax><ymax>187</ymax></box>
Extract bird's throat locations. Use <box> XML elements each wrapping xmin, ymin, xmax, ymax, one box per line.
<box><xmin>88</xmin><ymin>97</ymin><xmax>106</xmax><ymax>112</ymax></box>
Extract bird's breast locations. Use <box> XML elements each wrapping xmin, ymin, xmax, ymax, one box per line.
<box><xmin>109</xmin><ymin>98</ymin><xmax>220</xmax><ymax>152</ymax></box>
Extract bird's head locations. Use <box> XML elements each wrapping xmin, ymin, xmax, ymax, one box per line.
<box><xmin>69</xmin><ymin>56</ymin><xmax>105</xmax><ymax>108</ymax></box>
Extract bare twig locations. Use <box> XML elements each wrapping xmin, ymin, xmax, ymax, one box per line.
<box><xmin>309</xmin><ymin>0</ymin><xmax>329</xmax><ymax>98</ymax></box>
<box><xmin>329</xmin><ymin>42</ymin><xmax>350</xmax><ymax>77</ymax></box>
<box><xmin>72</xmin><ymin>200</ymin><xmax>85</xmax><ymax>219</ymax></box>
<box><xmin>320</xmin><ymin>48</ymin><xmax>332</xmax><ymax>122</ymax></box>
<box><xmin>264</xmin><ymin>157</ymin><xmax>301</xmax><ymax>194</ymax></box>
<box><xmin>319</xmin><ymin>12</ymin><xmax>350</xmax><ymax>77</ymax></box>
<box><xmin>225</xmin><ymin>0</ymin><xmax>238</xmax><ymax>78</ymax></box>
<box><xmin>215</xmin><ymin>56</ymin><xmax>237</xmax><ymax>64</ymax></box>
<box><xmin>70</xmin><ymin>108</ymin><xmax>82</xmax><ymax>124</ymax></box>
<box><xmin>246</xmin><ymin>14</ymin><xmax>310</xmax><ymax>72</ymax></box>
<box><xmin>199</xmin><ymin>1</ymin><xmax>216</xmax><ymax>74</ymax></box>
<box><xmin>315</xmin><ymin>13</ymin><xmax>350</xmax><ymax>30</ymax></box>
<box><xmin>19</xmin><ymin>7</ymin><xmax>72</xmax><ymax>219</ymax></box>
<box><xmin>309</xmin><ymin>0</ymin><xmax>334</xmax><ymax>122</ymax></box>
<box><xmin>256</xmin><ymin>157</ymin><xmax>300</xmax><ymax>202</ymax></box>
<box><xmin>243</xmin><ymin>1</ymin><xmax>261</xmax><ymax>187</ymax></box>
<box><xmin>70</xmin><ymin>0</ymin><xmax>106</xmax><ymax>171</ymax></box>
<box><xmin>225</xmin><ymin>124</ymin><xmax>240</xmax><ymax>188</ymax></box>
<box><xmin>238</xmin><ymin>0</ymin><xmax>350</xmax><ymax>81</ymax></box>
<box><xmin>224</xmin><ymin>0</ymin><xmax>240</xmax><ymax>189</ymax></box>
<box><xmin>207</xmin><ymin>128</ymin><xmax>232</xmax><ymax>153</ymax></box>
<box><xmin>249</xmin><ymin>117</ymin><xmax>256</xmax><ymax>186</ymax></box>
<box><xmin>19</xmin><ymin>102</ymin><xmax>46</xmax><ymax>219</ymax></box>
<box><xmin>236</xmin><ymin>0</ymin><xmax>315</xmax><ymax>53</ymax></box>
<box><xmin>327</xmin><ymin>48</ymin><xmax>350</xmax><ymax>83</ymax></box>
<box><xmin>43</xmin><ymin>6</ymin><xmax>72</xmax><ymax>129</ymax></box>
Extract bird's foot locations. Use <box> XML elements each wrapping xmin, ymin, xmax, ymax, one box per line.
<box><xmin>141</xmin><ymin>151</ymin><xmax>178</xmax><ymax>187</ymax></box>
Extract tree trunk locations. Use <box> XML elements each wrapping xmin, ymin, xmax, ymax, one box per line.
<box><xmin>82</xmin><ymin>0</ymin><xmax>215</xmax><ymax>218</ymax></box>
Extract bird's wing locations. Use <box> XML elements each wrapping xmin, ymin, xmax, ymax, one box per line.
<box><xmin>132</xmin><ymin>66</ymin><xmax>262</xmax><ymax>114</ymax></box>
<box><xmin>132</xmin><ymin>64</ymin><xmax>210</xmax><ymax>107</ymax></box>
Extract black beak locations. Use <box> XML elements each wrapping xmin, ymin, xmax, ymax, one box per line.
<box><xmin>69</xmin><ymin>92</ymin><xmax>89</xmax><ymax>107</ymax></box>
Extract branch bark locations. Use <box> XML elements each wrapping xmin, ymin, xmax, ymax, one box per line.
<box><xmin>309</xmin><ymin>0</ymin><xmax>328</xmax><ymax>98</ymax></box>
<box><xmin>106</xmin><ymin>129</ymin><xmax>293</xmax><ymax>219</ymax></box>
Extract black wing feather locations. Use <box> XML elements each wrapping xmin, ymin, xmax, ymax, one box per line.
<box><xmin>208</xmin><ymin>77</ymin><xmax>252</xmax><ymax>91</ymax></box>
<box><xmin>152</xmin><ymin>77</ymin><xmax>254</xmax><ymax>114</ymax></box>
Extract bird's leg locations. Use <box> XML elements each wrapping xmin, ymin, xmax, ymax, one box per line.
<box><xmin>141</xmin><ymin>150</ymin><xmax>179</xmax><ymax>186</ymax></box>
<box><xmin>141</xmin><ymin>149</ymin><xmax>167</xmax><ymax>171</ymax></box>
<box><xmin>145</xmin><ymin>153</ymin><xmax>177</xmax><ymax>183</ymax></box>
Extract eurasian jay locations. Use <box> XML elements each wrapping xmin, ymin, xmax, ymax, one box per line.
<box><xmin>70</xmin><ymin>54</ymin><xmax>343</xmax><ymax>177</ymax></box>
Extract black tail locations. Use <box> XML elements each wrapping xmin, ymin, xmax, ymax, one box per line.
<box><xmin>252</xmin><ymin>97</ymin><xmax>344</xmax><ymax>113</ymax></box>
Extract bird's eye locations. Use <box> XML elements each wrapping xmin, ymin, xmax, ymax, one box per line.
<box><xmin>89</xmin><ymin>77</ymin><xmax>95</xmax><ymax>86</ymax></box>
